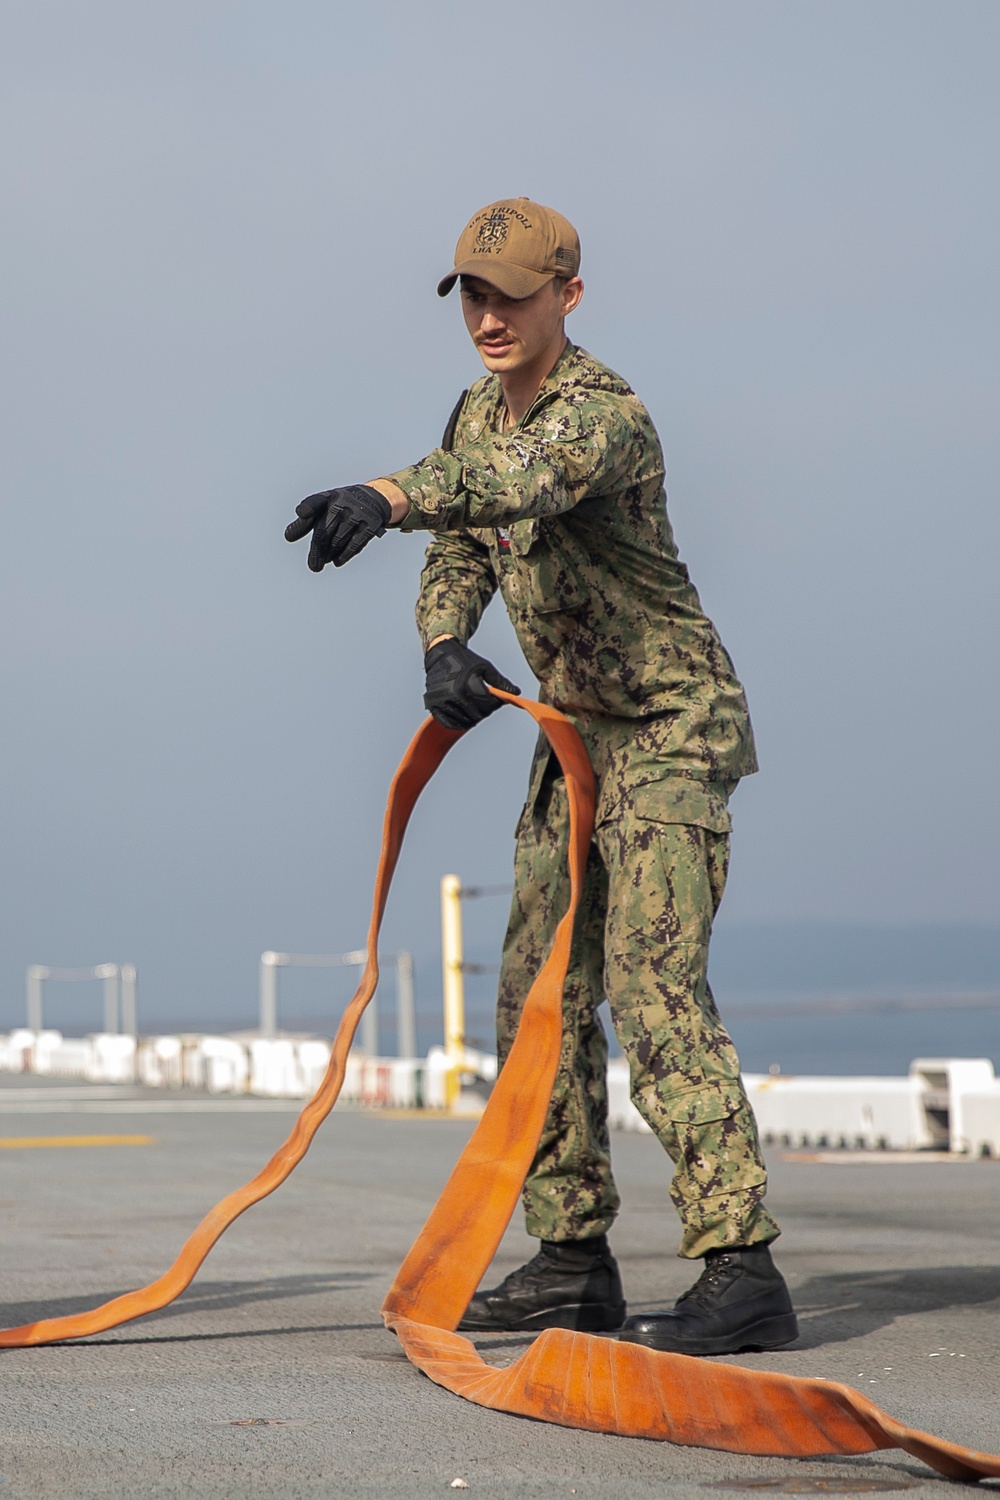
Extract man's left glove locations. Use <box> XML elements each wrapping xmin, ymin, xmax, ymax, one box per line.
<box><xmin>284</xmin><ymin>484</ymin><xmax>392</xmax><ymax>571</ymax></box>
<box><xmin>424</xmin><ymin>638</ymin><xmax>521</xmax><ymax>731</ymax></box>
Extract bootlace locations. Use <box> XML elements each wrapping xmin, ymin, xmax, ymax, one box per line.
<box><xmin>502</xmin><ymin>1248</ymin><xmax>561</xmax><ymax>1291</ymax></box>
<box><xmin>675</xmin><ymin>1253</ymin><xmax>738</xmax><ymax>1309</ymax></box>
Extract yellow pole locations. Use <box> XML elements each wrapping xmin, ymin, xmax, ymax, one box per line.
<box><xmin>440</xmin><ymin>874</ymin><xmax>465</xmax><ymax>1106</ymax></box>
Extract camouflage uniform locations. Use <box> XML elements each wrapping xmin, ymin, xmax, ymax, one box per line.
<box><xmin>389</xmin><ymin>344</ymin><xmax>778</xmax><ymax>1258</ymax></box>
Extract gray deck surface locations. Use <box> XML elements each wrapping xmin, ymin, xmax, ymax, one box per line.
<box><xmin>2</xmin><ymin>1075</ymin><xmax>998</xmax><ymax>1498</ymax></box>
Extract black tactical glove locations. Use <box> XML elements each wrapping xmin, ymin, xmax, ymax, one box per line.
<box><xmin>423</xmin><ymin>638</ymin><xmax>521</xmax><ymax>731</ymax></box>
<box><xmin>284</xmin><ymin>484</ymin><xmax>392</xmax><ymax>571</ymax></box>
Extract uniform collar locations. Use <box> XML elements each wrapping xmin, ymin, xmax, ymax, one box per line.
<box><xmin>493</xmin><ymin>341</ymin><xmax>580</xmax><ymax>431</ymax></box>
<box><xmin>532</xmin><ymin>340</ymin><xmax>579</xmax><ymax>404</ymax></box>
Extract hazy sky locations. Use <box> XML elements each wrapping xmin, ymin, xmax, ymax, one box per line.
<box><xmin>2</xmin><ymin>1</ymin><xmax>998</xmax><ymax>1033</ymax></box>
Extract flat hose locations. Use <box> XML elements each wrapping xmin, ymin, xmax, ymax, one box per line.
<box><xmin>1</xmin><ymin>696</ymin><xmax>997</xmax><ymax>1482</ymax></box>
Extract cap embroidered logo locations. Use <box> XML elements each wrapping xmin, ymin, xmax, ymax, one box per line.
<box><xmin>476</xmin><ymin>208</ymin><xmax>512</xmax><ymax>252</ymax></box>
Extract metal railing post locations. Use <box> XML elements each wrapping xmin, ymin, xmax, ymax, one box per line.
<box><xmin>441</xmin><ymin>875</ymin><xmax>465</xmax><ymax>1103</ymax></box>
<box><xmin>26</xmin><ymin>965</ymin><xmax>48</xmax><ymax>1032</ymax></box>
<box><xmin>259</xmin><ymin>951</ymin><xmax>283</xmax><ymax>1039</ymax></box>
<box><xmin>120</xmin><ymin>964</ymin><xmax>138</xmax><ymax>1039</ymax></box>
<box><xmin>396</xmin><ymin>950</ymin><xmax>415</xmax><ymax>1059</ymax></box>
<box><xmin>96</xmin><ymin>963</ymin><xmax>120</xmax><ymax>1034</ymax></box>
<box><xmin>360</xmin><ymin>981</ymin><xmax>378</xmax><ymax>1057</ymax></box>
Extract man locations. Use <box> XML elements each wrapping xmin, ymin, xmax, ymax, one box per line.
<box><xmin>285</xmin><ymin>198</ymin><xmax>798</xmax><ymax>1357</ymax></box>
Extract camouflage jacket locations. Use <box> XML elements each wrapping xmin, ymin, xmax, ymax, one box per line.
<box><xmin>388</xmin><ymin>343</ymin><xmax>757</xmax><ymax>782</ymax></box>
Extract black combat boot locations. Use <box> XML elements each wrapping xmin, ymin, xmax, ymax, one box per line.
<box><xmin>617</xmin><ymin>1243</ymin><xmax>798</xmax><ymax>1356</ymax></box>
<box><xmin>457</xmin><ymin>1234</ymin><xmax>626</xmax><ymax>1333</ymax></box>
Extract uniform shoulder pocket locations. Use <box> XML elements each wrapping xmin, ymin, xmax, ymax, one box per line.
<box><xmin>631</xmin><ymin>779</ymin><xmax>732</xmax><ymax>835</ymax></box>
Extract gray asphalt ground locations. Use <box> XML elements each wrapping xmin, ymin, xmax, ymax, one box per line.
<box><xmin>2</xmin><ymin>1075</ymin><xmax>999</xmax><ymax>1499</ymax></box>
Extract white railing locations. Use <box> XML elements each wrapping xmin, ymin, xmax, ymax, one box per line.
<box><xmin>258</xmin><ymin>949</ymin><xmax>414</xmax><ymax>1058</ymax></box>
<box><xmin>26</xmin><ymin>963</ymin><xmax>137</xmax><ymax>1037</ymax></box>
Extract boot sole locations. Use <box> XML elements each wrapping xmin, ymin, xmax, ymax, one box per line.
<box><xmin>617</xmin><ymin>1312</ymin><xmax>799</xmax><ymax>1356</ymax></box>
<box><xmin>458</xmin><ymin>1301</ymin><xmax>627</xmax><ymax>1335</ymax></box>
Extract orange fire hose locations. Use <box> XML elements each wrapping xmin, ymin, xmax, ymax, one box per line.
<box><xmin>1</xmin><ymin>696</ymin><xmax>997</xmax><ymax>1481</ymax></box>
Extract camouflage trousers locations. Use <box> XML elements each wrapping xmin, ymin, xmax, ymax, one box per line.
<box><xmin>496</xmin><ymin>739</ymin><xmax>779</xmax><ymax>1260</ymax></box>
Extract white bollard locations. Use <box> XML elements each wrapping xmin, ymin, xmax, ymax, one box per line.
<box><xmin>3</xmin><ymin>1030</ymin><xmax>36</xmax><ymax>1073</ymax></box>
<box><xmin>31</xmin><ymin>1031</ymin><xmax>66</xmax><ymax>1076</ymax></box>
<box><xmin>87</xmin><ymin>1034</ymin><xmax>136</xmax><ymax>1084</ymax></box>
<box><xmin>296</xmin><ymin>1039</ymin><xmax>332</xmax><ymax>1096</ymax></box>
<box><xmin>178</xmin><ymin>1037</ymin><xmax>207</xmax><ymax>1091</ymax></box>
<box><xmin>387</xmin><ymin>1057</ymin><xmax>423</xmax><ymax>1108</ymax></box>
<box><xmin>141</xmin><ymin>1035</ymin><xmax>183</xmax><ymax>1090</ymax></box>
<box><xmin>340</xmin><ymin>1052</ymin><xmax>364</xmax><ymax>1104</ymax></box>
<box><xmin>423</xmin><ymin>1047</ymin><xmax>453</xmax><ymax>1110</ymax></box>
<box><xmin>199</xmin><ymin>1037</ymin><xmax>250</xmax><ymax>1095</ymax></box>
<box><xmin>250</xmin><ymin>1038</ymin><xmax>300</xmax><ymax>1096</ymax></box>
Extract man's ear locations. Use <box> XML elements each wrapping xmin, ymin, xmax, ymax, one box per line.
<box><xmin>559</xmin><ymin>277</ymin><xmax>584</xmax><ymax>316</ymax></box>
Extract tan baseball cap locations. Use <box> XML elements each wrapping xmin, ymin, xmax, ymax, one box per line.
<box><xmin>437</xmin><ymin>198</ymin><xmax>581</xmax><ymax>300</ymax></box>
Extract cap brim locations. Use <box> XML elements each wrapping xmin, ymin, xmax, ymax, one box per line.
<box><xmin>436</xmin><ymin>259</ymin><xmax>555</xmax><ymax>300</ymax></box>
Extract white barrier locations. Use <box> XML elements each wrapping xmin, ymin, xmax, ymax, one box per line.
<box><xmin>1</xmin><ymin>1030</ymin><xmax>36</xmax><ymax>1072</ymax></box>
<box><xmin>746</xmin><ymin>1073</ymin><xmax>925</xmax><ymax>1150</ymax></box>
<box><xmin>249</xmin><ymin>1038</ymin><xmax>301</xmax><ymax>1096</ymax></box>
<box><xmin>959</xmin><ymin>1083</ymin><xmax>1000</xmax><ymax>1157</ymax></box>
<box><xmin>0</xmin><ymin>1031</ymin><xmax>135</xmax><ymax>1083</ymax></box>
<box><xmin>608</xmin><ymin>1057</ymin><xmax>1000</xmax><ymax>1152</ymax></box>
<box><xmin>746</xmin><ymin>1058</ymin><xmax>1000</xmax><ymax>1153</ymax></box>
<box><xmin>193</xmin><ymin>1036</ymin><xmax>250</xmax><ymax>1094</ymax></box>
<box><xmin>38</xmin><ymin>1035</ymin><xmax>93</xmax><ymax>1079</ymax></box>
<box><xmin>607</xmin><ymin>1058</ymin><xmax>652</xmax><ymax>1133</ymax></box>
<box><xmin>422</xmin><ymin>1046</ymin><xmax>472</xmax><ymax>1110</ymax></box>
<box><xmin>610</xmin><ymin>1061</ymin><xmax>930</xmax><ymax>1145</ymax></box>
<box><xmin>3</xmin><ymin>1026</ymin><xmax>999</xmax><ymax>1149</ymax></box>
<box><xmin>294</xmin><ymin>1040</ymin><xmax>328</xmax><ymax>1094</ymax></box>
<box><xmin>28</xmin><ymin>1031</ymin><xmax>71</xmax><ymax>1076</ymax></box>
<box><xmin>908</xmin><ymin>1058</ymin><xmax>997</xmax><ymax>1153</ymax></box>
<box><xmin>359</xmin><ymin>1057</ymin><xmax>409</xmax><ymax>1108</ymax></box>
<box><xmin>368</xmin><ymin>1057</ymin><xmax>415</xmax><ymax>1108</ymax></box>
<box><xmin>246</xmin><ymin>1037</ymin><xmax>411</xmax><ymax>1100</ymax></box>
<box><xmin>338</xmin><ymin>1053</ymin><xmax>430</xmax><ymax>1109</ymax></box>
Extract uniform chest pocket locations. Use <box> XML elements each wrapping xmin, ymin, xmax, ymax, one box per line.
<box><xmin>505</xmin><ymin>519</ymin><xmax>588</xmax><ymax>615</ymax></box>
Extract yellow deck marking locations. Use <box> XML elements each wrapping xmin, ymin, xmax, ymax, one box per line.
<box><xmin>0</xmin><ymin>1134</ymin><xmax>155</xmax><ymax>1149</ymax></box>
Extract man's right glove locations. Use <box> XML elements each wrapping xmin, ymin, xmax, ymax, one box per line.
<box><xmin>284</xmin><ymin>484</ymin><xmax>392</xmax><ymax>571</ymax></box>
<box><xmin>423</xmin><ymin>638</ymin><xmax>521</xmax><ymax>731</ymax></box>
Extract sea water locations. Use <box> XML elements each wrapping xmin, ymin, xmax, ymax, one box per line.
<box><xmin>454</xmin><ymin>995</ymin><xmax>1000</xmax><ymax>1079</ymax></box>
<box><xmin>722</xmin><ymin>1001</ymin><xmax>1000</xmax><ymax>1077</ymax></box>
